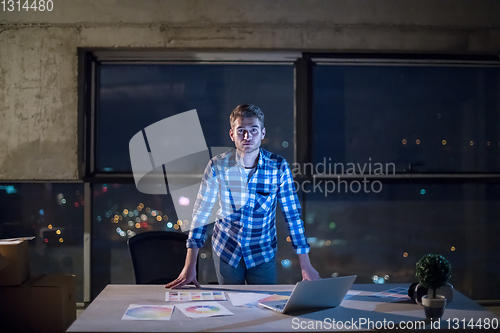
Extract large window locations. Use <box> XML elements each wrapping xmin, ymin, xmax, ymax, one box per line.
<box><xmin>88</xmin><ymin>57</ymin><xmax>296</xmax><ymax>298</ymax></box>
<box><xmin>76</xmin><ymin>52</ymin><xmax>500</xmax><ymax>301</ymax></box>
<box><xmin>307</xmin><ymin>57</ymin><xmax>500</xmax><ymax>300</ymax></box>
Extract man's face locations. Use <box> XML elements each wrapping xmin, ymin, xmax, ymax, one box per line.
<box><xmin>229</xmin><ymin>117</ymin><xmax>266</xmax><ymax>155</ymax></box>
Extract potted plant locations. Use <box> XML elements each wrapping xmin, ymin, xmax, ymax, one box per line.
<box><xmin>415</xmin><ymin>254</ymin><xmax>452</xmax><ymax>319</ymax></box>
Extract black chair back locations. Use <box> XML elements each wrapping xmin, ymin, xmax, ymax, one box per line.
<box><xmin>128</xmin><ymin>231</ymin><xmax>190</xmax><ymax>284</ymax></box>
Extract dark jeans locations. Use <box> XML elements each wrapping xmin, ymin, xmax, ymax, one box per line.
<box><xmin>213</xmin><ymin>251</ymin><xmax>277</xmax><ymax>285</ymax></box>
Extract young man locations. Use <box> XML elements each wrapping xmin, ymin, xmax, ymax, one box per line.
<box><xmin>165</xmin><ymin>104</ymin><xmax>319</xmax><ymax>288</ymax></box>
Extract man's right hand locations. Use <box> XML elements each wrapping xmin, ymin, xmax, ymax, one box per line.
<box><xmin>164</xmin><ymin>265</ymin><xmax>201</xmax><ymax>289</ymax></box>
<box><xmin>165</xmin><ymin>248</ymin><xmax>201</xmax><ymax>289</ymax></box>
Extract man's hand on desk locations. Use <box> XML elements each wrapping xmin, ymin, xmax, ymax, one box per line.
<box><xmin>298</xmin><ymin>253</ymin><xmax>321</xmax><ymax>281</ymax></box>
<box><xmin>165</xmin><ymin>248</ymin><xmax>201</xmax><ymax>289</ymax></box>
<box><xmin>301</xmin><ymin>265</ymin><xmax>321</xmax><ymax>281</ymax></box>
<box><xmin>164</xmin><ymin>265</ymin><xmax>201</xmax><ymax>289</ymax></box>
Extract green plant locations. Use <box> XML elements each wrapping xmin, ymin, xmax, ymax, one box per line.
<box><xmin>415</xmin><ymin>254</ymin><xmax>452</xmax><ymax>298</ymax></box>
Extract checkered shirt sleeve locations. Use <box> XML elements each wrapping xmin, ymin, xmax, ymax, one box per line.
<box><xmin>277</xmin><ymin>160</ymin><xmax>310</xmax><ymax>254</ymax></box>
<box><xmin>186</xmin><ymin>159</ymin><xmax>219</xmax><ymax>249</ymax></box>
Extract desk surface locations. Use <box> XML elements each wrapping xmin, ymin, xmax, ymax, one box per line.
<box><xmin>68</xmin><ymin>284</ymin><xmax>498</xmax><ymax>332</ymax></box>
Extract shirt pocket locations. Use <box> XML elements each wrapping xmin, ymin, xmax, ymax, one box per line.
<box><xmin>254</xmin><ymin>185</ymin><xmax>277</xmax><ymax>214</ymax></box>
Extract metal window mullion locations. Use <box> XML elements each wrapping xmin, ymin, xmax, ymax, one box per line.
<box><xmin>83</xmin><ymin>182</ymin><xmax>92</xmax><ymax>303</ymax></box>
<box><xmin>90</xmin><ymin>61</ymin><xmax>98</xmax><ymax>175</ymax></box>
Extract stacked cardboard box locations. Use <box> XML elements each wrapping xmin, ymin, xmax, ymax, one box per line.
<box><xmin>0</xmin><ymin>239</ymin><xmax>30</xmax><ymax>286</ymax></box>
<box><xmin>0</xmin><ymin>239</ymin><xmax>76</xmax><ymax>333</ymax></box>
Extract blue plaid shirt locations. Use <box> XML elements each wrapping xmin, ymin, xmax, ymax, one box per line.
<box><xmin>186</xmin><ymin>148</ymin><xmax>310</xmax><ymax>268</ymax></box>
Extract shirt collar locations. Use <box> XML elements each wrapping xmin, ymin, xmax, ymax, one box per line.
<box><xmin>233</xmin><ymin>148</ymin><xmax>266</xmax><ymax>169</ymax></box>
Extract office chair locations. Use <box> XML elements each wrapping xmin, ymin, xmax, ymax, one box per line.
<box><xmin>128</xmin><ymin>231</ymin><xmax>197</xmax><ymax>285</ymax></box>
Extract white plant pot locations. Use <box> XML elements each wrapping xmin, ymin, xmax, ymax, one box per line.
<box><xmin>412</xmin><ymin>283</ymin><xmax>454</xmax><ymax>305</ymax></box>
<box><xmin>427</xmin><ymin>284</ymin><xmax>454</xmax><ymax>303</ymax></box>
<box><xmin>422</xmin><ymin>295</ymin><xmax>447</xmax><ymax>319</ymax></box>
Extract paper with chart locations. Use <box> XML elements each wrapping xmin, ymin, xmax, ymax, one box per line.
<box><xmin>344</xmin><ymin>290</ymin><xmax>363</xmax><ymax>299</ymax></box>
<box><xmin>174</xmin><ymin>301</ymin><xmax>234</xmax><ymax>318</ymax></box>
<box><xmin>227</xmin><ymin>292</ymin><xmax>271</xmax><ymax>308</ymax></box>
<box><xmin>121</xmin><ymin>304</ymin><xmax>174</xmax><ymax>321</ymax></box>
<box><xmin>371</xmin><ymin>287</ymin><xmax>410</xmax><ymax>301</ymax></box>
<box><xmin>166</xmin><ymin>290</ymin><xmax>227</xmax><ymax>302</ymax></box>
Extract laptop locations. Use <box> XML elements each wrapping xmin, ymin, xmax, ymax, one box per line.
<box><xmin>259</xmin><ymin>275</ymin><xmax>356</xmax><ymax>314</ymax></box>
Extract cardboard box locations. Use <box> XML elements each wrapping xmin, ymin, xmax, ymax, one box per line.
<box><xmin>0</xmin><ymin>275</ymin><xmax>42</xmax><ymax>333</ymax></box>
<box><xmin>0</xmin><ymin>239</ymin><xmax>30</xmax><ymax>286</ymax></box>
<box><xmin>32</xmin><ymin>275</ymin><xmax>77</xmax><ymax>333</ymax></box>
<box><xmin>0</xmin><ymin>274</ymin><xmax>76</xmax><ymax>333</ymax></box>
<box><xmin>0</xmin><ymin>252</ymin><xmax>9</xmax><ymax>271</ymax></box>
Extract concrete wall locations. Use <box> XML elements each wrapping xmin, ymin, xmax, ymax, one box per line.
<box><xmin>1</xmin><ymin>0</ymin><xmax>499</xmax><ymax>179</ymax></box>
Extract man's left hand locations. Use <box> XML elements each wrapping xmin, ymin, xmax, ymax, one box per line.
<box><xmin>301</xmin><ymin>264</ymin><xmax>321</xmax><ymax>281</ymax></box>
<box><xmin>297</xmin><ymin>253</ymin><xmax>321</xmax><ymax>281</ymax></box>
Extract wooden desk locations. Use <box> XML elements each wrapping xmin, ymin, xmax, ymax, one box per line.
<box><xmin>68</xmin><ymin>284</ymin><xmax>498</xmax><ymax>332</ymax></box>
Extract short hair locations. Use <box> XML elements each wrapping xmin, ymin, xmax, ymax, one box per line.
<box><xmin>229</xmin><ymin>104</ymin><xmax>265</xmax><ymax>128</ymax></box>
